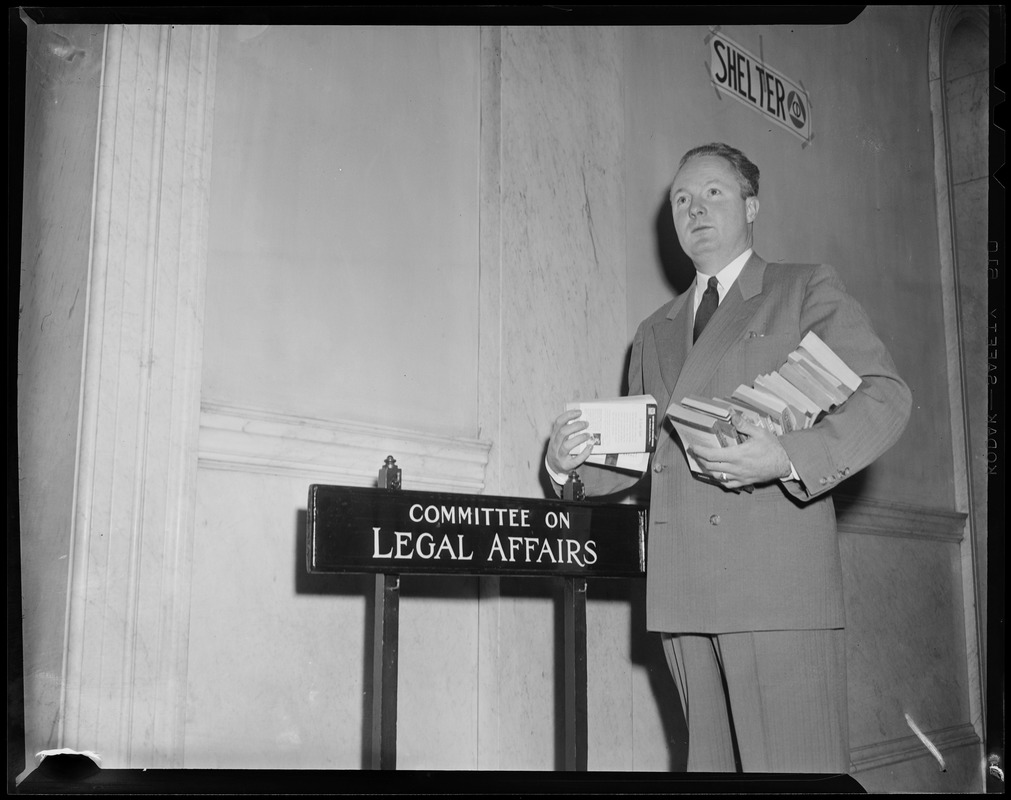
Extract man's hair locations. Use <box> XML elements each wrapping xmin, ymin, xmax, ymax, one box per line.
<box><xmin>678</xmin><ymin>142</ymin><xmax>760</xmax><ymax>199</ymax></box>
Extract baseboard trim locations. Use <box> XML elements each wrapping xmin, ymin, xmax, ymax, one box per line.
<box><xmin>834</xmin><ymin>493</ymin><xmax>967</xmax><ymax>543</ymax></box>
<box><xmin>849</xmin><ymin>722</ymin><xmax>981</xmax><ymax>773</ymax></box>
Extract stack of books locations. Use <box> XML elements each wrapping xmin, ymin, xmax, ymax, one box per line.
<box><xmin>668</xmin><ymin>331</ymin><xmax>861</xmax><ymax>483</ymax></box>
<box><xmin>565</xmin><ymin>394</ymin><xmax>658</xmax><ymax>473</ymax></box>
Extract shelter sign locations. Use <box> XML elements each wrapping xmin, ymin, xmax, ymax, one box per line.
<box><xmin>709</xmin><ymin>31</ymin><xmax>812</xmax><ymax>143</ymax></box>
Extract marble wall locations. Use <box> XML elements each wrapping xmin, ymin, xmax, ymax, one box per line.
<box><xmin>201</xmin><ymin>25</ymin><xmax>481</xmax><ymax>440</ymax></box>
<box><xmin>191</xmin><ymin>25</ymin><xmax>485</xmax><ymax>769</ymax></box>
<box><xmin>191</xmin><ymin>22</ymin><xmax>675</xmax><ymax>772</ymax></box>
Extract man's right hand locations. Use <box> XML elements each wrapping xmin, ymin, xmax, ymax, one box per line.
<box><xmin>546</xmin><ymin>409</ymin><xmax>594</xmax><ymax>476</ymax></box>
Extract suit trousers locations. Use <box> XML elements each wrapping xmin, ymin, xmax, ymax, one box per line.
<box><xmin>661</xmin><ymin>629</ymin><xmax>850</xmax><ymax>773</ymax></box>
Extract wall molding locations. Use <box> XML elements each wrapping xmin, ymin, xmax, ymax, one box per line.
<box><xmin>833</xmin><ymin>493</ymin><xmax>967</xmax><ymax>544</ymax></box>
<box><xmin>199</xmin><ymin>402</ymin><xmax>492</xmax><ymax>494</ymax></box>
<box><xmin>850</xmin><ymin>722</ymin><xmax>981</xmax><ymax>773</ymax></box>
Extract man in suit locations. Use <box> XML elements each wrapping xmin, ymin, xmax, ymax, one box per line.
<box><xmin>545</xmin><ymin>142</ymin><xmax>911</xmax><ymax>773</ymax></box>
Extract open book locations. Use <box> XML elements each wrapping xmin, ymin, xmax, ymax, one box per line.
<box><xmin>668</xmin><ymin>331</ymin><xmax>861</xmax><ymax>483</ymax></box>
<box><xmin>565</xmin><ymin>394</ymin><xmax>658</xmax><ymax>473</ymax></box>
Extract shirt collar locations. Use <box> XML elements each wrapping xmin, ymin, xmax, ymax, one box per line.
<box><xmin>693</xmin><ymin>248</ymin><xmax>753</xmax><ymax>308</ymax></box>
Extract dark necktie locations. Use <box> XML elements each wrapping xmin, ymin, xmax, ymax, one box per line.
<box><xmin>693</xmin><ymin>276</ymin><xmax>720</xmax><ymax>343</ymax></box>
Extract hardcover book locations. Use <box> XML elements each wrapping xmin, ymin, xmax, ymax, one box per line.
<box><xmin>669</xmin><ymin>330</ymin><xmax>862</xmax><ymax>486</ymax></box>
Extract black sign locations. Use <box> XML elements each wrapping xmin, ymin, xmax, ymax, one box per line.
<box><xmin>307</xmin><ymin>485</ymin><xmax>647</xmax><ymax>578</ymax></box>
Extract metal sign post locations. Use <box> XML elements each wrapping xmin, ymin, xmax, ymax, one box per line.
<box><xmin>371</xmin><ymin>457</ymin><xmax>402</xmax><ymax>770</ymax></box>
<box><xmin>562</xmin><ymin>470</ymin><xmax>588</xmax><ymax>771</ymax></box>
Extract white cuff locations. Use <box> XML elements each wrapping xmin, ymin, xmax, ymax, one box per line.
<box><xmin>545</xmin><ymin>457</ymin><xmax>572</xmax><ymax>487</ymax></box>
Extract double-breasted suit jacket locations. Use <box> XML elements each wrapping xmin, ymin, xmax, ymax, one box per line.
<box><xmin>571</xmin><ymin>253</ymin><xmax>911</xmax><ymax>635</ymax></box>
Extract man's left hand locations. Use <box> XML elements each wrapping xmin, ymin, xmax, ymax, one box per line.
<box><xmin>691</xmin><ymin>421</ymin><xmax>792</xmax><ymax>489</ymax></box>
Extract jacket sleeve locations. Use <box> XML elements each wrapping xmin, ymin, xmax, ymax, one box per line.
<box><xmin>777</xmin><ymin>264</ymin><xmax>911</xmax><ymax>501</ymax></box>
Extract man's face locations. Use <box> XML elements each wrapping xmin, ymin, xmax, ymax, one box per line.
<box><xmin>670</xmin><ymin>155</ymin><xmax>759</xmax><ymax>274</ymax></box>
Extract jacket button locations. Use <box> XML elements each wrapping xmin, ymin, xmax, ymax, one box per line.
<box><xmin>709</xmin><ymin>514</ymin><xmax>720</xmax><ymax>525</ymax></box>
<box><xmin>819</xmin><ymin>477</ymin><xmax>828</xmax><ymax>485</ymax></box>
<box><xmin>653</xmin><ymin>463</ymin><xmax>665</xmax><ymax>473</ymax></box>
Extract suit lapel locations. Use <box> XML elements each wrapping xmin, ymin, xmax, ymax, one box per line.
<box><xmin>651</xmin><ymin>285</ymin><xmax>693</xmax><ymax>403</ymax></box>
<box><xmin>671</xmin><ymin>253</ymin><xmax>768</xmax><ymax>404</ymax></box>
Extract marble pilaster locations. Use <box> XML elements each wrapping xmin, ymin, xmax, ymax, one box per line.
<box><xmin>488</xmin><ymin>25</ymin><xmax>630</xmax><ymax>770</ymax></box>
<box><xmin>61</xmin><ymin>24</ymin><xmax>218</xmax><ymax>768</ymax></box>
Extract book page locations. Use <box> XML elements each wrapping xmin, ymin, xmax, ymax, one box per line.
<box><xmin>565</xmin><ymin>395</ymin><xmax>657</xmax><ymax>454</ymax></box>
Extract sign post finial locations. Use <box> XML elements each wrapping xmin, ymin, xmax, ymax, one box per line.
<box><xmin>379</xmin><ymin>456</ymin><xmax>402</xmax><ymax>491</ymax></box>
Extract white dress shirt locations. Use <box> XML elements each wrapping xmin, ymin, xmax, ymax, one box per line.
<box><xmin>692</xmin><ymin>248</ymin><xmax>752</xmax><ymax>318</ymax></box>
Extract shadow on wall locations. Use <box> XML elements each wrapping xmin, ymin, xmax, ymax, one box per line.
<box><xmin>655</xmin><ymin>192</ymin><xmax>697</xmax><ymax>297</ymax></box>
<box><xmin>613</xmin><ymin>191</ymin><xmax>694</xmax><ymax>398</ymax></box>
<box><xmin>294</xmin><ymin>507</ymin><xmax>375</xmax><ymax>768</ymax></box>
<box><xmin>628</xmin><ymin>580</ymin><xmax>689</xmax><ymax>771</ymax></box>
